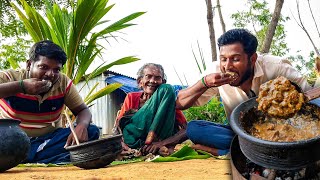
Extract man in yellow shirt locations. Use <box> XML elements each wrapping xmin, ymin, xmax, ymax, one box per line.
<box><xmin>0</xmin><ymin>40</ymin><xmax>99</xmax><ymax>163</ymax></box>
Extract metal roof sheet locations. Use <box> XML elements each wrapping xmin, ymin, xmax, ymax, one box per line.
<box><xmin>105</xmin><ymin>75</ymin><xmax>140</xmax><ymax>93</ymax></box>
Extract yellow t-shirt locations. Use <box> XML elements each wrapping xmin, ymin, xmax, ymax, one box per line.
<box><xmin>0</xmin><ymin>69</ymin><xmax>84</xmax><ymax>137</ymax></box>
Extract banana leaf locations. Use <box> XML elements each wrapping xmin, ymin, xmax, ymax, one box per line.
<box><xmin>151</xmin><ymin>146</ymin><xmax>211</xmax><ymax>162</ymax></box>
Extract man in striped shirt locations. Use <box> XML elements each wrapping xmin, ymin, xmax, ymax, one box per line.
<box><xmin>0</xmin><ymin>40</ymin><xmax>99</xmax><ymax>163</ymax></box>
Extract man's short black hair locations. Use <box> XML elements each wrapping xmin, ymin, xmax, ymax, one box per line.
<box><xmin>29</xmin><ymin>40</ymin><xmax>67</xmax><ymax>65</ymax></box>
<box><xmin>217</xmin><ymin>28</ymin><xmax>258</xmax><ymax>58</ymax></box>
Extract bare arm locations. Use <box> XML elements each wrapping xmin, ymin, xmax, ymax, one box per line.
<box><xmin>176</xmin><ymin>73</ymin><xmax>235</xmax><ymax>110</ymax></box>
<box><xmin>0</xmin><ymin>81</ymin><xmax>24</xmax><ymax>98</ymax></box>
<box><xmin>158</xmin><ymin>128</ymin><xmax>188</xmax><ymax>147</ymax></box>
<box><xmin>71</xmin><ymin>103</ymin><xmax>92</xmax><ymax>127</ymax></box>
<box><xmin>0</xmin><ymin>79</ymin><xmax>51</xmax><ymax>98</ymax></box>
<box><xmin>65</xmin><ymin>103</ymin><xmax>92</xmax><ymax>146</ymax></box>
<box><xmin>175</xmin><ymin>80</ymin><xmax>209</xmax><ymax>110</ymax></box>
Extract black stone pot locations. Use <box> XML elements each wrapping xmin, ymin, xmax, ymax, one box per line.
<box><xmin>0</xmin><ymin>119</ymin><xmax>30</xmax><ymax>172</ymax></box>
<box><xmin>65</xmin><ymin>134</ymin><xmax>122</xmax><ymax>169</ymax></box>
<box><xmin>229</xmin><ymin>97</ymin><xmax>320</xmax><ymax>170</ymax></box>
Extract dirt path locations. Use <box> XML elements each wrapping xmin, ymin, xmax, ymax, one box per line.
<box><xmin>0</xmin><ymin>158</ymin><xmax>232</xmax><ymax>180</ymax></box>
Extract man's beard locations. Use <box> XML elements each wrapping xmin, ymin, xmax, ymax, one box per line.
<box><xmin>231</xmin><ymin>60</ymin><xmax>254</xmax><ymax>86</ymax></box>
<box><xmin>239</xmin><ymin>65</ymin><xmax>253</xmax><ymax>85</ymax></box>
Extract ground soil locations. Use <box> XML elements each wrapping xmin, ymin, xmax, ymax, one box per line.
<box><xmin>0</xmin><ymin>158</ymin><xmax>232</xmax><ymax>180</ymax></box>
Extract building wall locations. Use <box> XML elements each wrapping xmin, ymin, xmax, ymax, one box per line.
<box><xmin>75</xmin><ymin>74</ymin><xmax>126</xmax><ymax>134</ymax></box>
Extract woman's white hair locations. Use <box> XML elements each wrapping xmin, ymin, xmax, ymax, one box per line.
<box><xmin>136</xmin><ymin>63</ymin><xmax>167</xmax><ymax>84</ymax></box>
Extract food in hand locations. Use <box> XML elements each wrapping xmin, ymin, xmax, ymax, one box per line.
<box><xmin>223</xmin><ymin>71</ymin><xmax>238</xmax><ymax>83</ymax></box>
<box><xmin>221</xmin><ymin>71</ymin><xmax>238</xmax><ymax>79</ymax></box>
<box><xmin>225</xmin><ymin>71</ymin><xmax>237</xmax><ymax>78</ymax></box>
<box><xmin>42</xmin><ymin>79</ymin><xmax>52</xmax><ymax>89</ymax></box>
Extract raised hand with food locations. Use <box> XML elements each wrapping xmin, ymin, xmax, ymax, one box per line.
<box><xmin>20</xmin><ymin>78</ymin><xmax>53</xmax><ymax>95</ymax></box>
<box><xmin>203</xmin><ymin>71</ymin><xmax>239</xmax><ymax>88</ymax></box>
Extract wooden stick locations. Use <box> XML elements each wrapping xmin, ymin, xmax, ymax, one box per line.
<box><xmin>304</xmin><ymin>86</ymin><xmax>320</xmax><ymax>101</ymax></box>
<box><xmin>64</xmin><ymin>109</ymin><xmax>80</xmax><ymax>145</ymax></box>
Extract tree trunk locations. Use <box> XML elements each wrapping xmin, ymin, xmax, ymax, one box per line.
<box><xmin>261</xmin><ymin>0</ymin><xmax>284</xmax><ymax>53</ymax></box>
<box><xmin>206</xmin><ymin>0</ymin><xmax>217</xmax><ymax>62</ymax></box>
<box><xmin>216</xmin><ymin>0</ymin><xmax>226</xmax><ymax>33</ymax></box>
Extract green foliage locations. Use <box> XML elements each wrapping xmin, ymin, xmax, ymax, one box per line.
<box><xmin>0</xmin><ymin>37</ymin><xmax>31</xmax><ymax>69</ymax></box>
<box><xmin>0</xmin><ymin>0</ymin><xmax>71</xmax><ymax>69</ymax></box>
<box><xmin>183</xmin><ymin>97</ymin><xmax>226</xmax><ymax>124</ymax></box>
<box><xmin>0</xmin><ymin>0</ymin><xmax>71</xmax><ymax>38</ymax></box>
<box><xmin>231</xmin><ymin>0</ymin><xmax>316</xmax><ymax>83</ymax></box>
<box><xmin>231</xmin><ymin>0</ymin><xmax>289</xmax><ymax>56</ymax></box>
<box><xmin>183</xmin><ymin>43</ymin><xmax>227</xmax><ymax>124</ymax></box>
<box><xmin>185</xmin><ymin>41</ymin><xmax>226</xmax><ymax>123</ymax></box>
<box><xmin>11</xmin><ymin>0</ymin><xmax>144</xmax><ymax>107</ymax></box>
<box><xmin>192</xmin><ymin>41</ymin><xmax>206</xmax><ymax>74</ymax></box>
<box><xmin>288</xmin><ymin>51</ymin><xmax>318</xmax><ymax>85</ymax></box>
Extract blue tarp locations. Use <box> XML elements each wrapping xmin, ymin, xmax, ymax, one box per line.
<box><xmin>105</xmin><ymin>75</ymin><xmax>140</xmax><ymax>93</ymax></box>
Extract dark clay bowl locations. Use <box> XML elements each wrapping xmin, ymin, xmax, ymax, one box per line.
<box><xmin>229</xmin><ymin>97</ymin><xmax>320</xmax><ymax>170</ymax></box>
<box><xmin>0</xmin><ymin>119</ymin><xmax>30</xmax><ymax>172</ymax></box>
<box><xmin>65</xmin><ymin>134</ymin><xmax>122</xmax><ymax>169</ymax></box>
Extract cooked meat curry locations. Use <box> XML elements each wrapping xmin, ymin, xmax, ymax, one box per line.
<box><xmin>249</xmin><ymin>106</ymin><xmax>320</xmax><ymax>142</ymax></box>
<box><xmin>256</xmin><ymin>76</ymin><xmax>305</xmax><ymax>118</ymax></box>
<box><xmin>247</xmin><ymin>76</ymin><xmax>320</xmax><ymax>142</ymax></box>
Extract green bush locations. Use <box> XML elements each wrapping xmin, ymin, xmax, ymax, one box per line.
<box><xmin>183</xmin><ymin>97</ymin><xmax>226</xmax><ymax>124</ymax></box>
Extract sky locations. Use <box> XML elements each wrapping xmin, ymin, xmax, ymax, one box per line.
<box><xmin>95</xmin><ymin>0</ymin><xmax>320</xmax><ymax>85</ymax></box>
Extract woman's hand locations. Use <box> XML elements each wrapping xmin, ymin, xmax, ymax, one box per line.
<box><xmin>141</xmin><ymin>141</ymin><xmax>163</xmax><ymax>155</ymax></box>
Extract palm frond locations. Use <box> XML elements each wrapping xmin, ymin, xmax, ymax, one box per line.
<box><xmin>85</xmin><ymin>83</ymin><xmax>122</xmax><ymax>105</ymax></box>
<box><xmin>87</xmin><ymin>56</ymin><xmax>140</xmax><ymax>80</ymax></box>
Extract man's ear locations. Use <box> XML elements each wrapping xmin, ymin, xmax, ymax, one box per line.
<box><xmin>250</xmin><ymin>53</ymin><xmax>258</xmax><ymax>65</ymax></box>
<box><xmin>26</xmin><ymin>60</ymin><xmax>31</xmax><ymax>71</ymax></box>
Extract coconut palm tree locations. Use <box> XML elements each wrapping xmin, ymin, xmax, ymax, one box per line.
<box><xmin>11</xmin><ymin>0</ymin><xmax>144</xmax><ymax>106</ymax></box>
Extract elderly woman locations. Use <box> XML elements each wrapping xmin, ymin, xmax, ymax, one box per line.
<box><xmin>115</xmin><ymin>63</ymin><xmax>187</xmax><ymax>155</ymax></box>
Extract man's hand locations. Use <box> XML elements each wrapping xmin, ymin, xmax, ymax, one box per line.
<box><xmin>64</xmin><ymin>104</ymin><xmax>91</xmax><ymax>147</ymax></box>
<box><xmin>23</xmin><ymin>78</ymin><xmax>52</xmax><ymax>94</ymax></box>
<box><xmin>205</xmin><ymin>72</ymin><xmax>238</xmax><ymax>87</ymax></box>
<box><xmin>64</xmin><ymin>123</ymin><xmax>88</xmax><ymax>147</ymax></box>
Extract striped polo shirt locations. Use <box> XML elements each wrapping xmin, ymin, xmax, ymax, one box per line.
<box><xmin>0</xmin><ymin>69</ymin><xmax>84</xmax><ymax>137</ymax></box>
